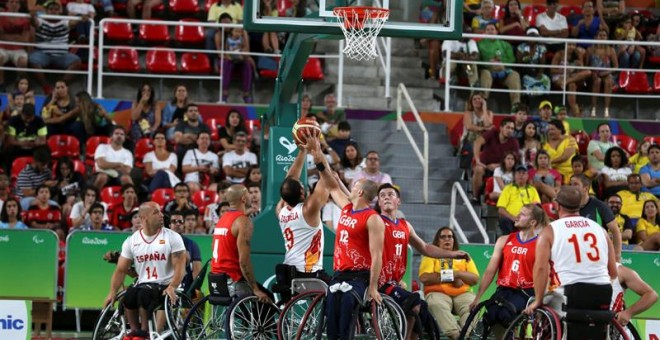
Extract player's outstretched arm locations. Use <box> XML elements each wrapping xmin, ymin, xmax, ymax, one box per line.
<box><xmin>616</xmin><ymin>266</ymin><xmax>658</xmax><ymax>325</ymax></box>
<box><xmin>470</xmin><ymin>236</ymin><xmax>506</xmax><ymax>310</ymax></box>
<box><xmin>367</xmin><ymin>214</ymin><xmax>385</xmax><ymax>304</ymax></box>
<box><xmin>236</xmin><ymin>216</ymin><xmax>271</xmax><ymax>303</ymax></box>
<box><xmin>408</xmin><ymin>223</ymin><xmax>468</xmax><ymax>259</ymax></box>
<box><xmin>304</xmin><ymin>131</ymin><xmax>349</xmax><ymax>208</ymax></box>
<box><xmin>104</xmin><ymin>256</ymin><xmax>132</xmax><ymax>307</ymax></box>
<box><xmin>287</xmin><ymin>147</ymin><xmax>307</xmax><ymax>180</ymax></box>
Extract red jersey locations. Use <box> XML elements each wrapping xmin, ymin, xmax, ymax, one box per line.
<box><xmin>333</xmin><ymin>203</ymin><xmax>378</xmax><ymax>272</ymax></box>
<box><xmin>496</xmin><ymin>232</ymin><xmax>537</xmax><ymax>289</ymax></box>
<box><xmin>379</xmin><ymin>216</ymin><xmax>410</xmax><ymax>286</ymax></box>
<box><xmin>110</xmin><ymin>203</ymin><xmax>138</xmax><ymax>230</ymax></box>
<box><xmin>26</xmin><ymin>205</ymin><xmax>62</xmax><ymax>227</ymax></box>
<box><xmin>211</xmin><ymin>210</ymin><xmax>244</xmax><ymax>281</ymax></box>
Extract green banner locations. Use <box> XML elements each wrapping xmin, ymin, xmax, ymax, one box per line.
<box><xmin>460</xmin><ymin>245</ymin><xmax>660</xmax><ymax>320</ymax></box>
<box><xmin>0</xmin><ymin>229</ymin><xmax>58</xmax><ymax>300</ymax></box>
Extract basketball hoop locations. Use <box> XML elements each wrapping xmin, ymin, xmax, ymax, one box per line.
<box><xmin>333</xmin><ymin>6</ymin><xmax>390</xmax><ymax>61</ymax></box>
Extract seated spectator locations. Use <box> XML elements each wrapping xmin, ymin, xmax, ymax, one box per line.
<box><xmin>461</xmin><ymin>92</ymin><xmax>494</xmax><ymax>155</ymax></box>
<box><xmin>169</xmin><ymin>211</ymin><xmax>202</xmax><ymax>290</ymax></box>
<box><xmin>161</xmin><ymin>85</ymin><xmax>189</xmax><ymax>142</ymax></box>
<box><xmin>570</xmin><ymin>154</ymin><xmax>590</xmax><ymax>181</ymax></box>
<box><xmin>93</xmin><ymin>126</ymin><xmax>134</xmax><ymax>190</ymax></box>
<box><xmin>0</xmin><ymin>197</ymin><xmax>28</xmax><ymax>229</ymax></box>
<box><xmin>529</xmin><ymin>150</ymin><xmax>562</xmax><ymax>202</ymax></box>
<box><xmin>326</xmin><ymin>121</ymin><xmax>351</xmax><ymax>159</ymax></box>
<box><xmin>629</xmin><ymin>140</ymin><xmax>650</xmax><ymax>174</ymax></box>
<box><xmin>42</xmin><ymin>80</ymin><xmax>84</xmax><ymax>141</ymax></box>
<box><xmin>471</xmin><ymin>118</ymin><xmax>519</xmax><ymax>202</ymax></box>
<box><xmin>636</xmin><ymin>200</ymin><xmax>659</xmax><ymax>245</ymax></box>
<box><xmin>66</xmin><ymin>0</ymin><xmax>95</xmax><ymax>41</ymax></box>
<box><xmin>601</xmin><ymin>146</ymin><xmax>631</xmax><ymax>198</ymax></box>
<box><xmin>587</xmin><ymin>123</ymin><xmax>617</xmax><ymax>174</ymax></box>
<box><xmin>554</xmin><ymin>106</ymin><xmax>571</xmax><ymax>135</ymax></box>
<box><xmin>5</xmin><ymin>103</ymin><xmax>47</xmax><ymax>171</ymax></box>
<box><xmin>640</xmin><ymin>144</ymin><xmax>660</xmax><ymax>197</ymax></box>
<box><xmin>184</xmin><ymin>209</ymin><xmax>204</xmax><ymax>234</ymax></box>
<box><xmin>0</xmin><ymin>0</ymin><xmax>30</xmax><ymax>91</ymax></box>
<box><xmin>174</xmin><ymin>103</ymin><xmax>210</xmax><ymax>158</ymax></box>
<box><xmin>618</xmin><ymin>174</ymin><xmax>657</xmax><ymax>221</ymax></box>
<box><xmin>317</xmin><ymin>94</ymin><xmax>345</xmax><ymax>136</ymax></box>
<box><xmin>490</xmin><ymin>151</ymin><xmax>517</xmax><ymax>202</ymax></box>
<box><xmin>78</xmin><ymin>202</ymin><xmax>115</xmax><ymax>231</ymax></box>
<box><xmin>477</xmin><ymin>23</ymin><xmax>522</xmax><ymax>107</ymax></box>
<box><xmin>511</xmin><ymin>102</ymin><xmax>529</xmax><ymax>141</ymax></box>
<box><xmin>285</xmin><ymin>0</ymin><xmax>311</xmax><ymax>17</ymax></box>
<box><xmin>517</xmin><ymin>27</ymin><xmax>550</xmax><ymax>96</ymax></box>
<box><xmin>9</xmin><ymin>78</ymin><xmax>35</xmax><ymax>105</ymax></box>
<box><xmin>587</xmin><ymin>29</ymin><xmax>617</xmax><ymax>118</ymax></box>
<box><xmin>222</xmin><ymin>131</ymin><xmax>257</xmax><ymax>184</ymax></box>
<box><xmin>246</xmin><ymin>182</ymin><xmax>261</xmax><ymax>218</ymax></box>
<box><xmin>0</xmin><ymin>175</ymin><xmax>9</xmax><ymax>211</ymax></box>
<box><xmin>53</xmin><ymin>157</ymin><xmax>84</xmax><ymax>216</ymax></box>
<box><xmin>26</xmin><ymin>184</ymin><xmax>62</xmax><ymax>231</ymax></box>
<box><xmin>542</xmin><ymin>119</ymin><xmax>578</xmax><ymax>183</ymax></box>
<box><xmin>299</xmin><ymin>94</ymin><xmax>313</xmax><ymax>118</ymax></box>
<box><xmin>206</xmin><ymin>12</ymin><xmax>236</xmax><ymax>62</ymax></box>
<box><xmin>144</xmin><ymin>131</ymin><xmax>180</xmax><ymax>191</ymax></box>
<box><xmin>607</xmin><ymin>194</ymin><xmax>636</xmax><ymax>249</ymax></box>
<box><xmin>536</xmin><ymin>0</ymin><xmax>569</xmax><ymax>52</ymax></box>
<box><xmin>498</xmin><ymin>0</ymin><xmax>528</xmax><ymax>42</ymax></box>
<box><xmin>597</xmin><ymin>0</ymin><xmax>625</xmax><ymax>25</ymax></box>
<box><xmin>550</xmin><ymin>42</ymin><xmax>590</xmax><ymax>116</ymax></box>
<box><xmin>260</xmin><ymin>0</ymin><xmax>280</xmax><ymax>53</ymax></box>
<box><xmin>351</xmin><ymin>151</ymin><xmax>392</xmax><ymax>188</ymax></box>
<box><xmin>16</xmin><ymin>147</ymin><xmax>55</xmax><ymax>208</ymax></box>
<box><xmin>183</xmin><ymin>131</ymin><xmax>220</xmax><ymax>192</ymax></box>
<box><xmin>339</xmin><ymin>142</ymin><xmax>365</xmax><ymax>186</ymax></box>
<box><xmin>2</xmin><ymin>91</ymin><xmax>25</xmax><ymax>124</ymax></box>
<box><xmin>77</xmin><ymin>91</ymin><xmax>113</xmax><ymax>137</ymax></box>
<box><xmin>534</xmin><ymin>100</ymin><xmax>553</xmax><ymax>142</ymax></box>
<box><xmin>615</xmin><ymin>15</ymin><xmax>645</xmax><ymax>69</ymax></box>
<box><xmin>218</xmin><ymin>109</ymin><xmax>248</xmax><ymax>153</ymax></box>
<box><xmin>28</xmin><ymin>1</ymin><xmax>81</xmax><ymax>93</ymax></box>
<box><xmin>571</xmin><ymin>1</ymin><xmax>608</xmax><ymax>50</ymax></box>
<box><xmin>164</xmin><ymin>182</ymin><xmax>199</xmax><ymax>215</ymax></box>
<box><xmin>70</xmin><ymin>187</ymin><xmax>109</xmax><ymax>229</ymax></box>
<box><xmin>109</xmin><ymin>184</ymin><xmax>138</xmax><ymax>231</ymax></box>
<box><xmin>441</xmin><ymin>37</ymin><xmax>480</xmax><ymax>86</ymax></box>
<box><xmin>127</xmin><ymin>207</ymin><xmax>141</xmax><ymax>233</ymax></box>
<box><xmin>217</xmin><ymin>26</ymin><xmax>255</xmax><ymax>103</ymax></box>
<box><xmin>127</xmin><ymin>0</ymin><xmax>161</xmax><ymax>19</ymax></box>
<box><xmin>497</xmin><ymin>165</ymin><xmax>541</xmax><ymax>234</ymax></box>
<box><xmin>130</xmin><ymin>83</ymin><xmax>161</xmax><ymax>142</ymax></box>
<box><xmin>471</xmin><ymin>0</ymin><xmax>498</xmax><ymax>34</ymax></box>
<box><xmin>419</xmin><ymin>227</ymin><xmax>479</xmax><ymax>340</ymax></box>
<box><xmin>519</xmin><ymin>121</ymin><xmax>541</xmax><ymax>168</ymax></box>
<box><xmin>244</xmin><ymin>165</ymin><xmax>262</xmax><ymax>187</ymax></box>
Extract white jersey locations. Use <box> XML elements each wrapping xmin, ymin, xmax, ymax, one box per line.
<box><xmin>121</xmin><ymin>228</ymin><xmax>186</xmax><ymax>285</ymax></box>
<box><xmin>611</xmin><ymin>263</ymin><xmax>625</xmax><ymax>312</ymax></box>
<box><xmin>550</xmin><ymin>215</ymin><xmax>610</xmax><ymax>287</ymax></box>
<box><xmin>278</xmin><ymin>203</ymin><xmax>324</xmax><ymax>273</ymax></box>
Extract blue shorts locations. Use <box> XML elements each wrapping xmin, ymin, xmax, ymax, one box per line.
<box><xmin>29</xmin><ymin>50</ymin><xmax>80</xmax><ymax>69</ymax></box>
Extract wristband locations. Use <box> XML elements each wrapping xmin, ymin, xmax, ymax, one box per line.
<box><xmin>316</xmin><ymin>162</ymin><xmax>326</xmax><ymax>172</ymax></box>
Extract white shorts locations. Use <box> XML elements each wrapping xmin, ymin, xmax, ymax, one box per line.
<box><xmin>0</xmin><ymin>48</ymin><xmax>28</xmax><ymax>66</ymax></box>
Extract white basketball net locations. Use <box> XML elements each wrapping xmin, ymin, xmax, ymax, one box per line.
<box><xmin>333</xmin><ymin>7</ymin><xmax>390</xmax><ymax>61</ymax></box>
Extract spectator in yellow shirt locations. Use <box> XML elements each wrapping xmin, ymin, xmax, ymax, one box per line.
<box><xmin>543</xmin><ymin>119</ymin><xmax>578</xmax><ymax>183</ymax></box>
<box><xmin>205</xmin><ymin>0</ymin><xmax>243</xmax><ymax>51</ymax></box>
<box><xmin>419</xmin><ymin>227</ymin><xmax>479</xmax><ymax>340</ymax></box>
<box><xmin>618</xmin><ymin>174</ymin><xmax>658</xmax><ymax>222</ymax></box>
<box><xmin>636</xmin><ymin>200</ymin><xmax>659</xmax><ymax>244</ymax></box>
<box><xmin>629</xmin><ymin>140</ymin><xmax>650</xmax><ymax>174</ymax></box>
<box><xmin>497</xmin><ymin>165</ymin><xmax>541</xmax><ymax>234</ymax></box>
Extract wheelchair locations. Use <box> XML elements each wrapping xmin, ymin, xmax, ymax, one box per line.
<box><xmin>92</xmin><ymin>286</ymin><xmax>194</xmax><ymax>340</ymax></box>
<box><xmin>459</xmin><ymin>296</ymin><xmax>520</xmax><ymax>340</ymax></box>
<box><xmin>181</xmin><ymin>272</ymin><xmax>280</xmax><ymax>340</ymax></box>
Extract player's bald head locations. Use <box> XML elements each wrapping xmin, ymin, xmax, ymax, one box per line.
<box><xmin>359</xmin><ymin>180</ymin><xmax>379</xmax><ymax>202</ymax></box>
<box><xmin>225</xmin><ymin>185</ymin><xmax>248</xmax><ymax>205</ymax></box>
<box><xmin>139</xmin><ymin>201</ymin><xmax>160</xmax><ymax>217</ymax></box>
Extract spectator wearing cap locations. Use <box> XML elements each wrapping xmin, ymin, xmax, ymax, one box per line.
<box><xmin>517</xmin><ymin>27</ymin><xmax>550</xmax><ymax>96</ymax></box>
<box><xmin>511</xmin><ymin>102</ymin><xmax>529</xmax><ymax>140</ymax></box>
<box><xmin>535</xmin><ymin>0</ymin><xmax>569</xmax><ymax>53</ymax></box>
<box><xmin>534</xmin><ymin>100</ymin><xmax>553</xmax><ymax>143</ymax></box>
<box><xmin>472</xmin><ymin>118</ymin><xmax>519</xmax><ymax>203</ymax></box>
<box><xmin>587</xmin><ymin>123</ymin><xmax>617</xmax><ymax>174</ymax></box>
<box><xmin>222</xmin><ymin>131</ymin><xmax>257</xmax><ymax>184</ymax></box>
<box><xmin>496</xmin><ymin>165</ymin><xmax>541</xmax><ymax>234</ymax></box>
<box><xmin>28</xmin><ymin>0</ymin><xmax>81</xmax><ymax>94</ymax></box>
<box><xmin>0</xmin><ymin>0</ymin><xmax>30</xmax><ymax>92</ymax></box>
<box><xmin>543</xmin><ymin>119</ymin><xmax>578</xmax><ymax>183</ymax></box>
<box><xmin>477</xmin><ymin>23</ymin><xmax>522</xmax><ymax>107</ymax></box>
<box><xmin>640</xmin><ymin>144</ymin><xmax>660</xmax><ymax>198</ymax></box>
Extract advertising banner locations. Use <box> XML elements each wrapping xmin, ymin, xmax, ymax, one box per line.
<box><xmin>0</xmin><ymin>300</ymin><xmax>31</xmax><ymax>340</ymax></box>
<box><xmin>0</xmin><ymin>229</ymin><xmax>58</xmax><ymax>300</ymax></box>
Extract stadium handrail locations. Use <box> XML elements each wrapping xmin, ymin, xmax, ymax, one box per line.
<box><xmin>396</xmin><ymin>83</ymin><xmax>429</xmax><ymax>204</ymax></box>
<box><xmin>443</xmin><ymin>33</ymin><xmax>660</xmax><ymax>114</ymax></box>
<box><xmin>0</xmin><ymin>12</ymin><xmax>95</xmax><ymax>95</ymax></box>
<box><xmin>450</xmin><ymin>182</ymin><xmax>489</xmax><ymax>244</ymax></box>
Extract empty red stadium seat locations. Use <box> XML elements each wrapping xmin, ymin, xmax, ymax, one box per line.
<box><xmin>611</xmin><ymin>134</ymin><xmax>638</xmax><ymax>155</ymax></box>
<box><xmin>169</xmin><ymin>0</ymin><xmax>199</xmax><ymax>15</ymax></box>
<box><xmin>484</xmin><ymin>177</ymin><xmax>497</xmax><ymax>206</ymax></box>
<box><xmin>174</xmin><ymin>19</ymin><xmax>205</xmax><ymax>45</ymax></box>
<box><xmin>47</xmin><ymin>135</ymin><xmax>81</xmax><ymax>159</ymax></box>
<box><xmin>571</xmin><ymin>130</ymin><xmax>590</xmax><ymax>156</ymax></box>
<box><xmin>134</xmin><ymin>138</ymin><xmax>155</xmax><ymax>168</ymax></box>
<box><xmin>146</xmin><ymin>48</ymin><xmax>177</xmax><ymax>73</ymax></box>
<box><xmin>653</xmin><ymin>72</ymin><xmax>660</xmax><ymax>93</ymax></box>
<box><xmin>11</xmin><ymin>157</ymin><xmax>33</xmax><ymax>182</ymax></box>
<box><xmin>559</xmin><ymin>5</ymin><xmax>582</xmax><ymax>27</ymax></box>
<box><xmin>206</xmin><ymin>118</ymin><xmax>221</xmax><ymax>140</ymax></box>
<box><xmin>101</xmin><ymin>186</ymin><xmax>123</xmax><ymax>206</ymax></box>
<box><xmin>103</xmin><ymin>19</ymin><xmax>134</xmax><ymax>41</ymax></box>
<box><xmin>108</xmin><ymin>47</ymin><xmax>140</xmax><ymax>72</ymax></box>
<box><xmin>302</xmin><ymin>58</ymin><xmax>324</xmax><ymax>80</ymax></box>
<box><xmin>619</xmin><ymin>71</ymin><xmax>650</xmax><ymax>94</ymax></box>
<box><xmin>523</xmin><ymin>4</ymin><xmax>546</xmax><ymax>26</ymax></box>
<box><xmin>192</xmin><ymin>190</ymin><xmax>218</xmax><ymax>214</ymax></box>
<box><xmin>139</xmin><ymin>21</ymin><xmax>170</xmax><ymax>43</ymax></box>
<box><xmin>86</xmin><ymin>136</ymin><xmax>111</xmax><ymax>167</ymax></box>
<box><xmin>152</xmin><ymin>188</ymin><xmax>175</xmax><ymax>207</ymax></box>
<box><xmin>181</xmin><ymin>53</ymin><xmax>211</xmax><ymax>74</ymax></box>
<box><xmin>52</xmin><ymin>159</ymin><xmax>87</xmax><ymax>178</ymax></box>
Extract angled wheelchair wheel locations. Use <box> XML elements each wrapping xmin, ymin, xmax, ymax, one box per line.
<box><xmin>372</xmin><ymin>295</ymin><xmax>406</xmax><ymax>340</ymax></box>
<box><xmin>227</xmin><ymin>295</ymin><xmax>280</xmax><ymax>339</ymax></box>
<box><xmin>277</xmin><ymin>290</ymin><xmax>324</xmax><ymax>340</ymax></box>
<box><xmin>165</xmin><ymin>291</ymin><xmax>196</xmax><ymax>340</ymax></box>
<box><xmin>607</xmin><ymin>319</ymin><xmax>633</xmax><ymax>340</ymax></box>
<box><xmin>181</xmin><ymin>295</ymin><xmax>229</xmax><ymax>340</ymax></box>
<box><xmin>419</xmin><ymin>313</ymin><xmax>442</xmax><ymax>340</ymax></box>
<box><xmin>296</xmin><ymin>292</ymin><xmax>328</xmax><ymax>340</ymax></box>
<box><xmin>459</xmin><ymin>300</ymin><xmax>496</xmax><ymax>340</ymax></box>
<box><xmin>92</xmin><ymin>291</ymin><xmax>127</xmax><ymax>340</ymax></box>
<box><xmin>503</xmin><ymin>307</ymin><xmax>559</xmax><ymax>340</ymax></box>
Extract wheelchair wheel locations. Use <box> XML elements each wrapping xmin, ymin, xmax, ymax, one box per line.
<box><xmin>419</xmin><ymin>313</ymin><xmax>442</xmax><ymax>340</ymax></box>
<box><xmin>277</xmin><ymin>290</ymin><xmax>324</xmax><ymax>340</ymax></box>
<box><xmin>227</xmin><ymin>295</ymin><xmax>280</xmax><ymax>339</ymax></box>
<box><xmin>165</xmin><ymin>291</ymin><xmax>196</xmax><ymax>340</ymax></box>
<box><xmin>181</xmin><ymin>295</ymin><xmax>229</xmax><ymax>340</ymax></box>
<box><xmin>372</xmin><ymin>295</ymin><xmax>406</xmax><ymax>340</ymax></box>
<box><xmin>297</xmin><ymin>293</ymin><xmax>327</xmax><ymax>340</ymax></box>
<box><xmin>459</xmin><ymin>300</ymin><xmax>496</xmax><ymax>340</ymax></box>
<box><xmin>92</xmin><ymin>291</ymin><xmax>127</xmax><ymax>340</ymax></box>
<box><xmin>502</xmin><ymin>307</ymin><xmax>559</xmax><ymax>340</ymax></box>
<box><xmin>608</xmin><ymin>319</ymin><xmax>633</xmax><ymax>340</ymax></box>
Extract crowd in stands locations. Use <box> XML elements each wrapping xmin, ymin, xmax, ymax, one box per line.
<box><xmin>463</xmin><ymin>93</ymin><xmax>660</xmax><ymax>251</ymax></box>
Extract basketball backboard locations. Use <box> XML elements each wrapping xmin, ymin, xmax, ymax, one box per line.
<box><xmin>244</xmin><ymin>0</ymin><xmax>463</xmax><ymax>40</ymax></box>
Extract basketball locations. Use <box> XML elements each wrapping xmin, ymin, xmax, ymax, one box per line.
<box><xmin>292</xmin><ymin>118</ymin><xmax>321</xmax><ymax>144</ymax></box>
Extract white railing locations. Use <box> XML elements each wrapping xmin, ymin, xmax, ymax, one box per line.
<box><xmin>449</xmin><ymin>182</ymin><xmax>489</xmax><ymax>244</ymax></box>
<box><xmin>396</xmin><ymin>83</ymin><xmax>428</xmax><ymax>203</ymax></box>
<box><xmin>443</xmin><ymin>33</ymin><xmax>660</xmax><ymax>112</ymax></box>
<box><xmin>0</xmin><ymin>12</ymin><xmax>95</xmax><ymax>95</ymax></box>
